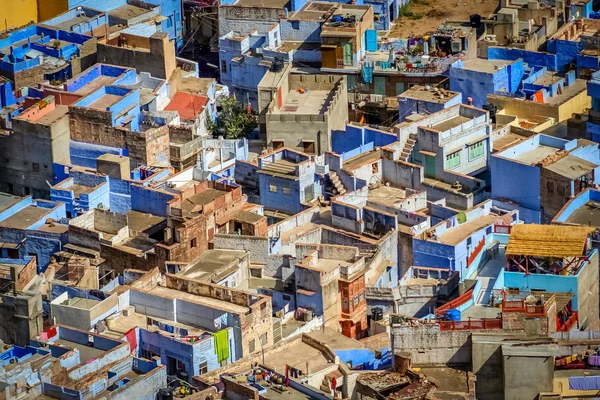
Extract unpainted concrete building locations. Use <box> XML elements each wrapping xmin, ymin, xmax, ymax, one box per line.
<box><xmin>265</xmin><ymin>73</ymin><xmax>348</xmax><ymax>154</ymax></box>
<box><xmin>0</xmin><ymin>96</ymin><xmax>70</xmax><ymax>199</ymax></box>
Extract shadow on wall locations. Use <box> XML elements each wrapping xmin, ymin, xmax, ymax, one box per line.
<box><xmin>335</xmin><ymin>347</ymin><xmax>392</xmax><ymax>370</ymax></box>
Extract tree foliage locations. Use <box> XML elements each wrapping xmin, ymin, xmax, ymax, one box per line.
<box><xmin>208</xmin><ymin>96</ymin><xmax>258</xmax><ymax>139</ymax></box>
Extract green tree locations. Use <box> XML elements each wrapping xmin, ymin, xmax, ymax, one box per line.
<box><xmin>208</xmin><ymin>96</ymin><xmax>258</xmax><ymax>139</ymax></box>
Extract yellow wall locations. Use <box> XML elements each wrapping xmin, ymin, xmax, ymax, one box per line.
<box><xmin>1</xmin><ymin>0</ymin><xmax>38</xmax><ymax>30</ymax></box>
<box><xmin>37</xmin><ymin>0</ymin><xmax>70</xmax><ymax>23</ymax></box>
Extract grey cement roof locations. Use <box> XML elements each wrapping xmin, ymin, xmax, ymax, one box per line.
<box><xmin>0</xmin><ymin>193</ymin><xmax>23</xmax><ymax>215</ymax></box>
<box><xmin>125</xmin><ymin>210</ymin><xmax>165</xmax><ymax>233</ymax></box>
<box><xmin>565</xmin><ymin>200</ymin><xmax>600</xmax><ymax>226</ymax></box>
<box><xmin>543</xmin><ymin>154</ymin><xmax>598</xmax><ymax>180</ymax></box>
<box><xmin>179</xmin><ymin>250</ymin><xmax>246</xmax><ymax>282</ymax></box>
<box><xmin>0</xmin><ymin>206</ymin><xmax>52</xmax><ymax>230</ymax></box>
<box><xmin>232</xmin><ymin>0</ymin><xmax>289</xmax><ymax>8</ymax></box>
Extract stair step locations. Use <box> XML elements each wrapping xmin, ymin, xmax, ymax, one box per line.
<box><xmin>406</xmin><ymin>138</ymin><xmax>416</xmax><ymax>144</ymax></box>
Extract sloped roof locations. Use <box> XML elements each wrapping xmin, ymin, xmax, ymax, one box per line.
<box><xmin>506</xmin><ymin>224</ymin><xmax>594</xmax><ymax>258</ymax></box>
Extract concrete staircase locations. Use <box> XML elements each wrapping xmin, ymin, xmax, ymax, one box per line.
<box><xmin>399</xmin><ymin>133</ymin><xmax>417</xmax><ymax>162</ymax></box>
<box><xmin>329</xmin><ymin>171</ymin><xmax>347</xmax><ymax>195</ymax></box>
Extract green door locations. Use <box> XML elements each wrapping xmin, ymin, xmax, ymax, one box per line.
<box><xmin>396</xmin><ymin>82</ymin><xmax>405</xmax><ymax>95</ymax></box>
<box><xmin>343</xmin><ymin>43</ymin><xmax>353</xmax><ymax>66</ymax></box>
<box><xmin>374</xmin><ymin>76</ymin><xmax>386</xmax><ymax>96</ymax></box>
<box><xmin>424</xmin><ymin>154</ymin><xmax>436</xmax><ymax>178</ymax></box>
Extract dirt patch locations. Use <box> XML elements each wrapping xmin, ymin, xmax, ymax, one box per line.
<box><xmin>389</xmin><ymin>0</ymin><xmax>497</xmax><ymax>38</ymax></box>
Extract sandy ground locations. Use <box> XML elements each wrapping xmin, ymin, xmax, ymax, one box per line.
<box><xmin>388</xmin><ymin>0</ymin><xmax>498</xmax><ymax>38</ymax></box>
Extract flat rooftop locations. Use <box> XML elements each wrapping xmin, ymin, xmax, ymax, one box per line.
<box><xmin>73</xmin><ymin>75</ymin><xmax>119</xmax><ymax>97</ymax></box>
<box><xmin>400</xmin><ymin>86</ymin><xmax>460</xmax><ymax>103</ymax></box>
<box><xmin>258</xmin><ymin>159</ymin><xmax>299</xmax><ymax>180</ymax></box>
<box><xmin>290</xmin><ymin>1</ymin><xmax>337</xmax><ymax>20</ymax></box>
<box><xmin>309</xmin><ymin>258</ymin><xmax>348</xmax><ymax>274</ymax></box>
<box><xmin>232</xmin><ymin>0</ymin><xmax>289</xmax><ymax>7</ymax></box>
<box><xmin>21</xmin><ymin>104</ymin><xmax>68</xmax><ymax>125</ymax></box>
<box><xmin>181</xmin><ymin>188</ymin><xmax>228</xmax><ymax>214</ymax></box>
<box><xmin>101</xmin><ymin>310</ymin><xmax>206</xmax><ymax>341</ymax></box>
<box><xmin>368</xmin><ymin>185</ymin><xmax>408</xmax><ymax>206</ymax></box>
<box><xmin>52</xmin><ymin>339</ymin><xmax>104</xmax><ymax>363</ymax></box>
<box><xmin>434</xmin><ymin>213</ymin><xmax>499</xmax><ymax>246</ymax></box>
<box><xmin>108</xmin><ymin>4</ymin><xmax>154</xmax><ymax>20</ymax></box>
<box><xmin>0</xmin><ymin>193</ymin><xmax>23</xmax><ymax>215</ymax></box>
<box><xmin>342</xmin><ymin>149</ymin><xmax>381</xmax><ymax>172</ymax></box>
<box><xmin>48</xmin><ymin>13</ymin><xmax>103</xmax><ymax>32</ymax></box>
<box><xmin>61</xmin><ymin>297</ymin><xmax>101</xmax><ymax>310</ymax></box>
<box><xmin>511</xmin><ymin>144</ymin><xmax>558</xmax><ymax>164</ymax></box>
<box><xmin>272</xmin><ymin>89</ymin><xmax>333</xmax><ymax>115</ymax></box>
<box><xmin>125</xmin><ymin>210</ymin><xmax>165</xmax><ymax>233</ymax></box>
<box><xmin>179</xmin><ymin>250</ymin><xmax>245</xmax><ymax>282</ymax></box>
<box><xmin>87</xmin><ymin>94</ymin><xmax>122</xmax><ymax>110</ymax></box>
<box><xmin>431</xmin><ymin>115</ymin><xmax>470</xmax><ymax>132</ymax></box>
<box><xmin>461</xmin><ymin>59</ymin><xmax>515</xmax><ymax>74</ymax></box>
<box><xmin>231</xmin><ymin>209</ymin><xmax>265</xmax><ymax>224</ymax></box>
<box><xmin>147</xmin><ymin>285</ymin><xmax>249</xmax><ymax>314</ymax></box>
<box><xmin>0</xmin><ymin>206</ymin><xmax>53</xmax><ymax>230</ymax></box>
<box><xmin>564</xmin><ymin>200</ymin><xmax>600</xmax><ymax>226</ymax></box>
<box><xmin>544</xmin><ymin>154</ymin><xmax>598</xmax><ymax>179</ymax></box>
<box><xmin>492</xmin><ymin>132</ymin><xmax>525</xmax><ymax>152</ymax></box>
<box><xmin>545</xmin><ymin>78</ymin><xmax>587</xmax><ymax>106</ymax></box>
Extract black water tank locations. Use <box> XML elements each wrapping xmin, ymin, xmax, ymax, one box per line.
<box><xmin>483</xmin><ymin>103</ymin><xmax>497</xmax><ymax>124</ymax></box>
<box><xmin>372</xmin><ymin>307</ymin><xmax>383</xmax><ymax>321</ymax></box>
<box><xmin>470</xmin><ymin>14</ymin><xmax>481</xmax><ymax>27</ymax></box>
<box><xmin>157</xmin><ymin>388</ymin><xmax>173</xmax><ymax>400</ymax></box>
<box><xmin>271</xmin><ymin>57</ymin><xmax>284</xmax><ymax>73</ymax></box>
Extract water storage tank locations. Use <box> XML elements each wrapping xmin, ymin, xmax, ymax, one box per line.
<box><xmin>372</xmin><ymin>307</ymin><xmax>383</xmax><ymax>321</ymax></box>
<box><xmin>446</xmin><ymin>309</ymin><xmax>461</xmax><ymax>321</ymax></box>
<box><xmin>157</xmin><ymin>388</ymin><xmax>173</xmax><ymax>400</ymax></box>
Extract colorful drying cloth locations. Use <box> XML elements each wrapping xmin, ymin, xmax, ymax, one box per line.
<box><xmin>214</xmin><ymin>329</ymin><xmax>229</xmax><ymax>363</ymax></box>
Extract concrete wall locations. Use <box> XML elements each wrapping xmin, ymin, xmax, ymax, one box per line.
<box><xmin>391</xmin><ymin>323</ymin><xmax>474</xmax><ymax>366</ymax></box>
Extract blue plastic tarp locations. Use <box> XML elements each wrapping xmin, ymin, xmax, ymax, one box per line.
<box><xmin>569</xmin><ymin>376</ymin><xmax>600</xmax><ymax>391</ymax></box>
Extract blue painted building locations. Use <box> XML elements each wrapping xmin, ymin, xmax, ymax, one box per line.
<box><xmin>363</xmin><ymin>0</ymin><xmax>403</xmax><ymax>31</ymax></box>
<box><xmin>0</xmin><ymin>193</ymin><xmax>67</xmax><ymax>271</ymax></box>
<box><xmin>0</xmin><ymin>77</ymin><xmax>20</xmax><ymax>129</ymax></box>
<box><xmin>500</xmin><ymin>224</ymin><xmax>598</xmax><ymax>331</ymax></box>
<box><xmin>587</xmin><ymin>70</ymin><xmax>600</xmax><ymax>141</ymax></box>
<box><xmin>491</xmin><ymin>134</ymin><xmax>600</xmax><ymax>223</ymax></box>
<box><xmin>41</xmin><ymin>0</ymin><xmax>183</xmax><ymax>48</ymax></box>
<box><xmin>257</xmin><ymin>148</ymin><xmax>322</xmax><ymax>215</ymax></box>
<box><xmin>413</xmin><ymin>200</ymin><xmax>518</xmax><ymax>280</ymax></box>
<box><xmin>449</xmin><ymin>58</ymin><xmax>525</xmax><ymax>107</ymax></box>
<box><xmin>54</xmin><ymin>161</ymin><xmax>172</xmax><ymax>215</ymax></box>
<box><xmin>0</xmin><ymin>25</ymin><xmax>94</xmax><ymax>87</ymax></box>
<box><xmin>553</xmin><ymin>188</ymin><xmax>600</xmax><ymax>248</ymax></box>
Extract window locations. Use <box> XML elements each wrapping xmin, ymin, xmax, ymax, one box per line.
<box><xmin>547</xmin><ymin>180</ymin><xmax>554</xmax><ymax>192</ymax></box>
<box><xmin>260</xmin><ymin>302</ymin><xmax>266</xmax><ymax>310</ymax></box>
<box><xmin>302</xmin><ymin>141</ymin><xmax>315</xmax><ymax>154</ymax></box>
<box><xmin>282</xmin><ymin>186</ymin><xmax>291</xmax><ymax>195</ymax></box>
<box><xmin>274</xmin><ymin>31</ymin><xmax>278</xmax><ymax>39</ymax></box>
<box><xmin>486</xmin><ymin>226</ymin><xmax>492</xmax><ymax>235</ymax></box>
<box><xmin>353</xmin><ymin>296</ymin><xmax>358</xmax><ymax>306</ymax></box>
<box><xmin>190</xmin><ymin>238</ymin><xmax>197</xmax><ymax>248</ymax></box>
<box><xmin>260</xmin><ymin>333</ymin><xmax>268</xmax><ymax>345</ymax></box>
<box><xmin>249</xmin><ymin>339</ymin><xmax>256</xmax><ymax>353</ymax></box>
<box><xmin>468</xmin><ymin>141</ymin><xmax>485</xmax><ymax>161</ymax></box>
<box><xmin>372</xmin><ymin>162</ymin><xmax>379</xmax><ymax>173</ymax></box>
<box><xmin>199</xmin><ymin>362</ymin><xmax>208</xmax><ymax>375</ymax></box>
<box><xmin>167</xmin><ymin>17</ymin><xmax>173</xmax><ymax>28</ymax></box>
<box><xmin>445</xmin><ymin>151</ymin><xmax>461</xmax><ymax>170</ymax></box>
<box><xmin>283</xmin><ymin>294</ymin><xmax>291</xmax><ymax>301</ymax></box>
<box><xmin>221</xmin><ymin>60</ymin><xmax>227</xmax><ymax>73</ymax></box>
<box><xmin>32</xmin><ymin>163</ymin><xmax>40</xmax><ymax>172</ymax></box>
<box><xmin>269</xmin><ymin>184</ymin><xmax>278</xmax><ymax>193</ymax></box>
<box><xmin>273</xmin><ymin>140</ymin><xmax>284</xmax><ymax>149</ymax></box>
<box><xmin>467</xmin><ymin>237</ymin><xmax>472</xmax><ymax>246</ymax></box>
<box><xmin>291</xmin><ymin>21</ymin><xmax>300</xmax><ymax>29</ymax></box>
<box><xmin>359</xmin><ymin>292</ymin><xmax>364</xmax><ymax>302</ymax></box>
